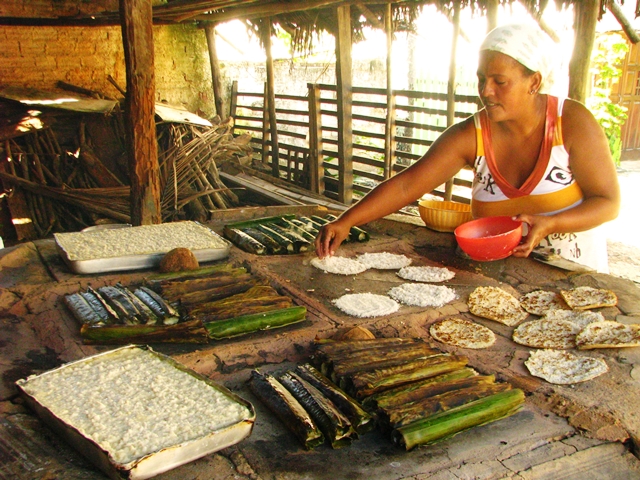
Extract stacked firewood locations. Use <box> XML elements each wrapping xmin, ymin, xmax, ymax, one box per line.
<box><xmin>0</xmin><ymin>114</ymin><xmax>252</xmax><ymax>241</ymax></box>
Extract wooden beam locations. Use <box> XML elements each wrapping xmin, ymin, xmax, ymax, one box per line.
<box><xmin>356</xmin><ymin>2</ymin><xmax>384</xmax><ymax>30</ymax></box>
<box><xmin>335</xmin><ymin>5</ymin><xmax>353</xmax><ymax>205</ymax></box>
<box><xmin>486</xmin><ymin>0</ymin><xmax>498</xmax><ymax>32</ymax></box>
<box><xmin>384</xmin><ymin>3</ymin><xmax>396</xmax><ymax>179</ymax></box>
<box><xmin>308</xmin><ymin>83</ymin><xmax>325</xmax><ymax>194</ymax></box>
<box><xmin>569</xmin><ymin>0</ymin><xmax>600</xmax><ymax>103</ymax></box>
<box><xmin>444</xmin><ymin>2</ymin><xmax>460</xmax><ymax>201</ymax></box>
<box><xmin>608</xmin><ymin>0</ymin><xmax>640</xmax><ymax>44</ymax></box>
<box><xmin>203</xmin><ymin>23</ymin><xmax>228</xmax><ymax>119</ymax></box>
<box><xmin>521</xmin><ymin>2</ymin><xmax>561</xmax><ymax>43</ymax></box>
<box><xmin>264</xmin><ymin>20</ymin><xmax>280</xmax><ymax>177</ymax></box>
<box><xmin>119</xmin><ymin>0</ymin><xmax>161</xmax><ymax>225</ymax></box>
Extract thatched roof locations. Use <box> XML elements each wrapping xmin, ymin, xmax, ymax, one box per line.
<box><xmin>2</xmin><ymin>1</ymin><xmax>638</xmax><ymax>54</ymax></box>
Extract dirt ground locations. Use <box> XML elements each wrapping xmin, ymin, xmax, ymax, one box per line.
<box><xmin>606</xmin><ymin>159</ymin><xmax>640</xmax><ymax>284</ymax></box>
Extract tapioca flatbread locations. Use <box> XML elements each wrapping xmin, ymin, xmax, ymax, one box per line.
<box><xmin>519</xmin><ymin>290</ymin><xmax>569</xmax><ymax>316</ymax></box>
<box><xmin>575</xmin><ymin>321</ymin><xmax>640</xmax><ymax>349</ymax></box>
<box><xmin>430</xmin><ymin>318</ymin><xmax>496</xmax><ymax>349</ymax></box>
<box><xmin>524</xmin><ymin>349</ymin><xmax>608</xmax><ymax>384</ymax></box>
<box><xmin>512</xmin><ymin>318</ymin><xmax>581</xmax><ymax>349</ymax></box>
<box><xmin>560</xmin><ymin>286</ymin><xmax>617</xmax><ymax>310</ymax></box>
<box><xmin>468</xmin><ymin>286</ymin><xmax>528</xmax><ymax>326</ymax></box>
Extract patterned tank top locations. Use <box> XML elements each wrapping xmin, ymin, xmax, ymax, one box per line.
<box><xmin>471</xmin><ymin>96</ymin><xmax>608</xmax><ymax>272</ymax></box>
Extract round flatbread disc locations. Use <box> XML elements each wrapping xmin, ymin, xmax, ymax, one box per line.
<box><xmin>468</xmin><ymin>286</ymin><xmax>528</xmax><ymax>326</ymax></box>
<box><xmin>397</xmin><ymin>266</ymin><xmax>455</xmax><ymax>283</ymax></box>
<box><xmin>524</xmin><ymin>349</ymin><xmax>608</xmax><ymax>384</ymax></box>
<box><xmin>543</xmin><ymin>309</ymin><xmax>604</xmax><ymax>329</ymax></box>
<box><xmin>512</xmin><ymin>318</ymin><xmax>581</xmax><ymax>349</ymax></box>
<box><xmin>332</xmin><ymin>293</ymin><xmax>399</xmax><ymax>318</ymax></box>
<box><xmin>575</xmin><ymin>321</ymin><xmax>640</xmax><ymax>349</ymax></box>
<box><xmin>560</xmin><ymin>286</ymin><xmax>617</xmax><ymax>310</ymax></box>
<box><xmin>430</xmin><ymin>318</ymin><xmax>496</xmax><ymax>349</ymax></box>
<box><xmin>388</xmin><ymin>283</ymin><xmax>456</xmax><ymax>308</ymax></box>
<box><xmin>310</xmin><ymin>256</ymin><xmax>368</xmax><ymax>275</ymax></box>
<box><xmin>356</xmin><ymin>252</ymin><xmax>412</xmax><ymax>270</ymax></box>
<box><xmin>519</xmin><ymin>290</ymin><xmax>568</xmax><ymax>316</ymax></box>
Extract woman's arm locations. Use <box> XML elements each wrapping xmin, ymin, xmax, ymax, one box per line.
<box><xmin>512</xmin><ymin>99</ymin><xmax>621</xmax><ymax>257</ymax></box>
<box><xmin>315</xmin><ymin>117</ymin><xmax>477</xmax><ymax>257</ymax></box>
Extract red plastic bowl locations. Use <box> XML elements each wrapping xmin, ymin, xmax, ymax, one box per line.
<box><xmin>454</xmin><ymin>216</ymin><xmax>523</xmax><ymax>261</ymax></box>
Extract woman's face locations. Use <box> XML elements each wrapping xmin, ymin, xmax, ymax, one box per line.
<box><xmin>477</xmin><ymin>50</ymin><xmax>536</xmax><ymax>122</ymax></box>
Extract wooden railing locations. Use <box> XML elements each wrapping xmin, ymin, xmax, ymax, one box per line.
<box><xmin>230</xmin><ymin>81</ymin><xmax>481</xmax><ymax>205</ymax></box>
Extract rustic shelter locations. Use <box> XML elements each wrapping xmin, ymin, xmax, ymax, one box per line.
<box><xmin>0</xmin><ymin>0</ymin><xmax>638</xmax><ymax>233</ymax></box>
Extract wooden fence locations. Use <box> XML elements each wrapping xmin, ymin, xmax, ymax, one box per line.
<box><xmin>230</xmin><ymin>81</ymin><xmax>481</xmax><ymax>205</ymax></box>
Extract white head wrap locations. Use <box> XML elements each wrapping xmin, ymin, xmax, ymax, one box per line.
<box><xmin>480</xmin><ymin>23</ymin><xmax>556</xmax><ymax>94</ymax></box>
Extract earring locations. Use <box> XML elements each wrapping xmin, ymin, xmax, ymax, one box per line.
<box><xmin>529</xmin><ymin>89</ymin><xmax>537</xmax><ymax>95</ymax></box>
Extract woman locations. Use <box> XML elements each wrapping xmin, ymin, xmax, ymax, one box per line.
<box><xmin>315</xmin><ymin>23</ymin><xmax>620</xmax><ymax>272</ymax></box>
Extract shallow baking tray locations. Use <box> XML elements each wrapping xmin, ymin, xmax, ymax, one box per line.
<box><xmin>55</xmin><ymin>222</ymin><xmax>231</xmax><ymax>274</ymax></box>
<box><xmin>16</xmin><ymin>345</ymin><xmax>255</xmax><ymax>480</ymax></box>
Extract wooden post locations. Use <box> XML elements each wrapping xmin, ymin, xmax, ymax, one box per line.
<box><xmin>569</xmin><ymin>0</ymin><xmax>599</xmax><ymax>103</ymax></box>
<box><xmin>203</xmin><ymin>23</ymin><xmax>227</xmax><ymax>119</ymax></box>
<box><xmin>261</xmin><ymin>82</ymin><xmax>270</xmax><ymax>165</ymax></box>
<box><xmin>264</xmin><ymin>19</ymin><xmax>280</xmax><ymax>178</ymax></box>
<box><xmin>308</xmin><ymin>83</ymin><xmax>325</xmax><ymax>194</ymax></box>
<box><xmin>384</xmin><ymin>3</ymin><xmax>396</xmax><ymax>180</ymax></box>
<box><xmin>608</xmin><ymin>0</ymin><xmax>640</xmax><ymax>44</ymax></box>
<box><xmin>335</xmin><ymin>5</ymin><xmax>353</xmax><ymax>205</ymax></box>
<box><xmin>229</xmin><ymin>80</ymin><xmax>238</xmax><ymax>120</ymax></box>
<box><xmin>444</xmin><ymin>2</ymin><xmax>460</xmax><ymax>201</ymax></box>
<box><xmin>486</xmin><ymin>0</ymin><xmax>499</xmax><ymax>31</ymax></box>
<box><xmin>119</xmin><ymin>0</ymin><xmax>161</xmax><ymax>226</ymax></box>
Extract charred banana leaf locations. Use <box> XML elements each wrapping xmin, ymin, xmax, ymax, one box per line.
<box><xmin>279</xmin><ymin>219</ymin><xmax>317</xmax><ymax>242</ymax></box>
<box><xmin>362</xmin><ymin>368</ymin><xmax>478</xmax><ymax>411</ymax></box>
<box><xmin>158</xmin><ymin>270</ymin><xmax>251</xmax><ymax>298</ymax></box>
<box><xmin>325</xmin><ymin>214</ymin><xmax>369</xmax><ymax>242</ymax></box>
<box><xmin>225</xmin><ymin>214</ymin><xmax>297</xmax><ymax>230</ymax></box>
<box><xmin>64</xmin><ymin>293</ymin><xmax>104</xmax><ymax>325</ymax></box>
<box><xmin>254</xmin><ymin>224</ymin><xmax>295</xmax><ymax>254</ymax></box>
<box><xmin>192</xmin><ymin>297</ymin><xmax>293</xmax><ymax>322</ymax></box>
<box><xmin>298</xmin><ymin>216</ymin><xmax>325</xmax><ymax>232</ymax></box>
<box><xmin>384</xmin><ymin>381</ymin><xmax>511</xmax><ymax>429</ymax></box>
<box><xmin>115</xmin><ymin>283</ymin><xmax>159</xmax><ymax>325</ymax></box>
<box><xmin>222</xmin><ymin>227</ymin><xmax>267</xmax><ymax>255</ymax></box>
<box><xmin>205</xmin><ymin>306</ymin><xmax>306</xmax><ymax>340</ymax></box>
<box><xmin>265</xmin><ymin>223</ymin><xmax>311</xmax><ymax>253</ymax></box>
<box><xmin>145</xmin><ymin>263</ymin><xmax>247</xmax><ymax>285</ymax></box>
<box><xmin>133</xmin><ymin>286</ymin><xmax>181</xmax><ymax>325</ymax></box>
<box><xmin>97</xmin><ymin>286</ymin><xmax>140</xmax><ymax>324</ymax></box>
<box><xmin>346</xmin><ymin>354</ymin><xmax>469</xmax><ymax>398</ymax></box>
<box><xmin>327</xmin><ymin>344</ymin><xmax>441</xmax><ymax>381</ymax></box>
<box><xmin>311</xmin><ymin>215</ymin><xmax>352</xmax><ymax>242</ymax></box>
<box><xmin>87</xmin><ymin>286</ymin><xmax>120</xmax><ymax>323</ymax></box>
<box><xmin>80</xmin><ymin>319</ymin><xmax>209</xmax><ymax>344</ymax></box>
<box><xmin>241</xmin><ymin>227</ymin><xmax>285</xmax><ymax>254</ymax></box>
<box><xmin>313</xmin><ymin>337</ymin><xmax>421</xmax><ymax>358</ymax></box>
<box><xmin>279</xmin><ymin>371</ymin><xmax>355</xmax><ymax>448</ymax></box>
<box><xmin>392</xmin><ymin>388</ymin><xmax>525</xmax><ymax>450</ymax></box>
<box><xmin>249</xmin><ymin>370</ymin><xmax>324</xmax><ymax>450</ymax></box>
<box><xmin>79</xmin><ymin>292</ymin><xmax>115</xmax><ymax>325</ymax></box>
<box><xmin>295</xmin><ymin>364</ymin><xmax>375</xmax><ymax>435</ymax></box>
<box><xmin>173</xmin><ymin>278</ymin><xmax>258</xmax><ymax>306</ymax></box>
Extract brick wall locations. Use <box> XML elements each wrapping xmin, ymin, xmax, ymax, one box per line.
<box><xmin>0</xmin><ymin>22</ymin><xmax>217</xmax><ymax>118</ymax></box>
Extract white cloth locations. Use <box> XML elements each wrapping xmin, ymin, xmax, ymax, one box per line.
<box><xmin>480</xmin><ymin>23</ymin><xmax>556</xmax><ymax>94</ymax></box>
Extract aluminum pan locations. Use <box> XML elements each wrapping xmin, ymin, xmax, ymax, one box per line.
<box><xmin>55</xmin><ymin>223</ymin><xmax>231</xmax><ymax>274</ymax></box>
<box><xmin>16</xmin><ymin>345</ymin><xmax>256</xmax><ymax>480</ymax></box>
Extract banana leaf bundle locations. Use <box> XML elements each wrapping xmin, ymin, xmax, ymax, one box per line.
<box><xmin>392</xmin><ymin>388</ymin><xmax>525</xmax><ymax>450</ymax></box>
<box><xmin>186</xmin><ymin>285</ymin><xmax>293</xmax><ymax>321</ymax></box>
<box><xmin>222</xmin><ymin>228</ymin><xmax>267</xmax><ymax>255</ymax></box>
<box><xmin>145</xmin><ymin>263</ymin><xmax>245</xmax><ymax>285</ymax></box>
<box><xmin>312</xmin><ymin>337</ymin><xmax>421</xmax><ymax>363</ymax></box>
<box><xmin>279</xmin><ymin>371</ymin><xmax>356</xmax><ymax>448</ymax></box>
<box><xmin>249</xmin><ymin>370</ymin><xmax>324</xmax><ymax>450</ymax></box>
<box><xmin>161</xmin><ymin>277</ymin><xmax>259</xmax><ymax>306</ymax></box>
<box><xmin>80</xmin><ymin>319</ymin><xmax>209</xmax><ymax>344</ymax></box>
<box><xmin>344</xmin><ymin>354</ymin><xmax>469</xmax><ymax>399</ymax></box>
<box><xmin>156</xmin><ymin>268</ymin><xmax>250</xmax><ymax>298</ymax></box>
<box><xmin>324</xmin><ymin>214</ymin><xmax>370</xmax><ymax>242</ymax></box>
<box><xmin>362</xmin><ymin>368</ymin><xmax>479</xmax><ymax>411</ymax></box>
<box><xmin>324</xmin><ymin>344</ymin><xmax>441</xmax><ymax>381</ymax></box>
<box><xmin>295</xmin><ymin>364</ymin><xmax>375</xmax><ymax>435</ymax></box>
<box><xmin>205</xmin><ymin>306</ymin><xmax>307</xmax><ymax>340</ymax></box>
<box><xmin>382</xmin><ymin>381</ymin><xmax>511</xmax><ymax>429</ymax></box>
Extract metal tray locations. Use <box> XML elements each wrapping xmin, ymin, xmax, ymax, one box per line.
<box><xmin>55</xmin><ymin>222</ymin><xmax>231</xmax><ymax>274</ymax></box>
<box><xmin>16</xmin><ymin>345</ymin><xmax>256</xmax><ymax>480</ymax></box>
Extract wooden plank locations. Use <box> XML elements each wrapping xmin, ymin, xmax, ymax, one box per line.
<box><xmin>384</xmin><ymin>3</ymin><xmax>396</xmax><ymax>179</ymax></box>
<box><xmin>444</xmin><ymin>2</ymin><xmax>460</xmax><ymax>201</ymax></box>
<box><xmin>120</xmin><ymin>0</ymin><xmax>161</xmax><ymax>226</ymax></box>
<box><xmin>569</xmin><ymin>1</ymin><xmax>599</xmax><ymax>103</ymax></box>
<box><xmin>203</xmin><ymin>23</ymin><xmax>228</xmax><ymax>119</ymax></box>
<box><xmin>335</xmin><ymin>5</ymin><xmax>353</xmax><ymax>205</ymax></box>
<box><xmin>264</xmin><ymin>20</ymin><xmax>280</xmax><ymax>177</ymax></box>
<box><xmin>308</xmin><ymin>84</ymin><xmax>324</xmax><ymax>194</ymax></box>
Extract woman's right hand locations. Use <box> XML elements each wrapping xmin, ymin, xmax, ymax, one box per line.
<box><xmin>315</xmin><ymin>220</ymin><xmax>352</xmax><ymax>258</ymax></box>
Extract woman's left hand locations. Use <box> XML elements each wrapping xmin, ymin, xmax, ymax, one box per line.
<box><xmin>510</xmin><ymin>213</ymin><xmax>556</xmax><ymax>258</ymax></box>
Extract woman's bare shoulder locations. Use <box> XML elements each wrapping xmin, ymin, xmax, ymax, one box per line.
<box><xmin>560</xmin><ymin>98</ymin><xmax>605</xmax><ymax>144</ymax></box>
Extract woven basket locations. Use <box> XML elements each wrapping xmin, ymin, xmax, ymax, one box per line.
<box><xmin>419</xmin><ymin>200</ymin><xmax>472</xmax><ymax>233</ymax></box>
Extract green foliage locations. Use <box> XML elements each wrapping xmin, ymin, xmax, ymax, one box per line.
<box><xmin>586</xmin><ymin>33</ymin><xmax>629</xmax><ymax>166</ymax></box>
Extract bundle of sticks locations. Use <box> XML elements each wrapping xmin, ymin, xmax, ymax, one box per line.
<box><xmin>0</xmin><ymin>114</ymin><xmax>252</xmax><ymax>240</ymax></box>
